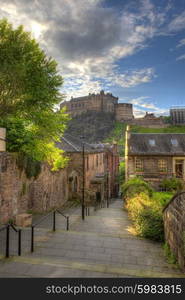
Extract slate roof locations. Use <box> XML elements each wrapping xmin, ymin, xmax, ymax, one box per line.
<box><xmin>57</xmin><ymin>134</ymin><xmax>104</xmax><ymax>153</ymax></box>
<box><xmin>128</xmin><ymin>133</ymin><xmax>185</xmax><ymax>156</ymax></box>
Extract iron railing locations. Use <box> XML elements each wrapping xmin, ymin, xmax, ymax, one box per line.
<box><xmin>31</xmin><ymin>209</ymin><xmax>69</xmax><ymax>253</ymax></box>
<box><xmin>0</xmin><ymin>223</ymin><xmax>21</xmax><ymax>258</ymax></box>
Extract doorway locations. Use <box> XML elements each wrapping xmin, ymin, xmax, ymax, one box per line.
<box><xmin>175</xmin><ymin>160</ymin><xmax>183</xmax><ymax>178</ymax></box>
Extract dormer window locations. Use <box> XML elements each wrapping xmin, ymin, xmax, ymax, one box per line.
<box><xmin>149</xmin><ymin>139</ymin><xmax>155</xmax><ymax>146</ymax></box>
<box><xmin>171</xmin><ymin>139</ymin><xmax>178</xmax><ymax>146</ymax></box>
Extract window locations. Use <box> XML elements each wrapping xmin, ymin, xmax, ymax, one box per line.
<box><xmin>149</xmin><ymin>139</ymin><xmax>155</xmax><ymax>146</ymax></box>
<box><xmin>86</xmin><ymin>157</ymin><xmax>89</xmax><ymax>171</ymax></box>
<box><xmin>135</xmin><ymin>158</ymin><xmax>143</xmax><ymax>171</ymax></box>
<box><xmin>158</xmin><ymin>159</ymin><xmax>167</xmax><ymax>172</ymax></box>
<box><xmin>171</xmin><ymin>139</ymin><xmax>178</xmax><ymax>146</ymax></box>
<box><xmin>96</xmin><ymin>155</ymin><xmax>98</xmax><ymax>167</ymax></box>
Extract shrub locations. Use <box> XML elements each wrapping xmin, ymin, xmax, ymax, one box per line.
<box><xmin>160</xmin><ymin>177</ymin><xmax>183</xmax><ymax>192</ymax></box>
<box><xmin>126</xmin><ymin>192</ymin><xmax>164</xmax><ymax>241</ymax></box>
<box><xmin>122</xmin><ymin>177</ymin><xmax>153</xmax><ymax>199</ymax></box>
<box><xmin>151</xmin><ymin>191</ymin><xmax>174</xmax><ymax>208</ymax></box>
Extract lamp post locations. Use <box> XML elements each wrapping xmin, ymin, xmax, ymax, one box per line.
<box><xmin>80</xmin><ymin>136</ymin><xmax>85</xmax><ymax>220</ymax></box>
<box><xmin>106</xmin><ymin>153</ymin><xmax>109</xmax><ymax>208</ymax></box>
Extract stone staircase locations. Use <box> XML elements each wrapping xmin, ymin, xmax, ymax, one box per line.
<box><xmin>0</xmin><ymin>199</ymin><xmax>185</xmax><ymax>278</ymax></box>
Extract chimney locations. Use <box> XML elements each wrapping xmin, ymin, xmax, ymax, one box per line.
<box><xmin>0</xmin><ymin>128</ymin><xmax>6</xmax><ymax>152</ymax></box>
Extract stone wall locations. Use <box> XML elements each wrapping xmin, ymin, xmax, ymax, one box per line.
<box><xmin>163</xmin><ymin>192</ymin><xmax>185</xmax><ymax>272</ymax></box>
<box><xmin>0</xmin><ymin>152</ymin><xmax>68</xmax><ymax>223</ymax></box>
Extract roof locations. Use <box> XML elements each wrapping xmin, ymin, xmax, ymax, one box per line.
<box><xmin>128</xmin><ymin>133</ymin><xmax>185</xmax><ymax>155</ymax></box>
<box><xmin>57</xmin><ymin>134</ymin><xmax>104</xmax><ymax>153</ymax></box>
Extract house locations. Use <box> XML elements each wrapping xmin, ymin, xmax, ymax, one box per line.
<box><xmin>125</xmin><ymin>126</ymin><xmax>185</xmax><ymax>188</ymax></box>
<box><xmin>58</xmin><ymin>134</ymin><xmax>119</xmax><ymax>206</ymax></box>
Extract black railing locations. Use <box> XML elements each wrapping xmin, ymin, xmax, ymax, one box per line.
<box><xmin>31</xmin><ymin>209</ymin><xmax>69</xmax><ymax>253</ymax></box>
<box><xmin>0</xmin><ymin>223</ymin><xmax>21</xmax><ymax>258</ymax></box>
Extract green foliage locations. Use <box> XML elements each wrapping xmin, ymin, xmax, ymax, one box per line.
<box><xmin>126</xmin><ymin>192</ymin><xmax>165</xmax><ymax>241</ymax></box>
<box><xmin>163</xmin><ymin>243</ymin><xmax>177</xmax><ymax>265</ymax></box>
<box><xmin>151</xmin><ymin>191</ymin><xmax>174</xmax><ymax>207</ymax></box>
<box><xmin>16</xmin><ymin>153</ymin><xmax>41</xmax><ymax>178</ymax></box>
<box><xmin>118</xmin><ymin>160</ymin><xmax>125</xmax><ymax>183</ymax></box>
<box><xmin>0</xmin><ymin>19</ymin><xmax>70</xmax><ymax>170</ymax></box>
<box><xmin>124</xmin><ymin>178</ymin><xmax>173</xmax><ymax>242</ymax></box>
<box><xmin>122</xmin><ymin>177</ymin><xmax>153</xmax><ymax>199</ymax></box>
<box><xmin>160</xmin><ymin>177</ymin><xmax>183</xmax><ymax>192</ymax></box>
<box><xmin>126</xmin><ymin>192</ymin><xmax>164</xmax><ymax>241</ymax></box>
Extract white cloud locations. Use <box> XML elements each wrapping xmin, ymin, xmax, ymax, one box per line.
<box><xmin>168</xmin><ymin>11</ymin><xmax>185</xmax><ymax>32</ymax></box>
<box><xmin>176</xmin><ymin>54</ymin><xmax>185</xmax><ymax>61</ymax></box>
<box><xmin>0</xmin><ymin>0</ymin><xmax>180</xmax><ymax>99</ymax></box>
<box><xmin>128</xmin><ymin>96</ymin><xmax>169</xmax><ymax>116</ymax></box>
<box><xmin>176</xmin><ymin>38</ymin><xmax>185</xmax><ymax>48</ymax></box>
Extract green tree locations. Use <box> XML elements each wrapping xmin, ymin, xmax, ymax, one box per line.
<box><xmin>0</xmin><ymin>19</ymin><xmax>69</xmax><ymax>170</ymax></box>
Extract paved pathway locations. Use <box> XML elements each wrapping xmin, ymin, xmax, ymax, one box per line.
<box><xmin>0</xmin><ymin>199</ymin><xmax>184</xmax><ymax>278</ymax></box>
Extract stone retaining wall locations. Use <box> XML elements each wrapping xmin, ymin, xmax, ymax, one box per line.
<box><xmin>163</xmin><ymin>192</ymin><xmax>185</xmax><ymax>271</ymax></box>
<box><xmin>0</xmin><ymin>152</ymin><xmax>68</xmax><ymax>223</ymax></box>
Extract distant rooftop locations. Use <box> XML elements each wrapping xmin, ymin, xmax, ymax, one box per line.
<box><xmin>128</xmin><ymin>133</ymin><xmax>185</xmax><ymax>155</ymax></box>
<box><xmin>170</xmin><ymin>106</ymin><xmax>185</xmax><ymax>109</ymax></box>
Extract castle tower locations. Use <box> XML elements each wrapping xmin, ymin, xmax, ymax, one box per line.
<box><xmin>115</xmin><ymin>103</ymin><xmax>134</xmax><ymax>121</ymax></box>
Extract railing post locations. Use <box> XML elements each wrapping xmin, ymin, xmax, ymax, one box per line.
<box><xmin>66</xmin><ymin>215</ymin><xmax>69</xmax><ymax>231</ymax></box>
<box><xmin>6</xmin><ymin>225</ymin><xmax>10</xmax><ymax>258</ymax></box>
<box><xmin>53</xmin><ymin>211</ymin><xmax>56</xmax><ymax>232</ymax></box>
<box><xmin>18</xmin><ymin>229</ymin><xmax>21</xmax><ymax>256</ymax></box>
<box><xmin>31</xmin><ymin>226</ymin><xmax>34</xmax><ymax>253</ymax></box>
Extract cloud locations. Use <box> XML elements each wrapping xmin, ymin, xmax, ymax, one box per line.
<box><xmin>0</xmin><ymin>0</ymin><xmax>180</xmax><ymax>99</ymax></box>
<box><xmin>176</xmin><ymin>38</ymin><xmax>185</xmax><ymax>48</ymax></box>
<box><xmin>176</xmin><ymin>54</ymin><xmax>185</xmax><ymax>61</ymax></box>
<box><xmin>128</xmin><ymin>96</ymin><xmax>169</xmax><ymax>116</ymax></box>
<box><xmin>168</xmin><ymin>11</ymin><xmax>185</xmax><ymax>32</ymax></box>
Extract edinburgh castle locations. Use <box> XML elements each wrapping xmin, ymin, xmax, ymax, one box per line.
<box><xmin>60</xmin><ymin>90</ymin><xmax>166</xmax><ymax>127</ymax></box>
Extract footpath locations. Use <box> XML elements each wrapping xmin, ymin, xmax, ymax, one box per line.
<box><xmin>0</xmin><ymin>199</ymin><xmax>184</xmax><ymax>278</ymax></box>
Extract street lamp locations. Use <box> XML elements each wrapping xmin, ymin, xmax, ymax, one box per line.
<box><xmin>106</xmin><ymin>153</ymin><xmax>109</xmax><ymax>208</ymax></box>
<box><xmin>80</xmin><ymin>136</ymin><xmax>85</xmax><ymax>220</ymax></box>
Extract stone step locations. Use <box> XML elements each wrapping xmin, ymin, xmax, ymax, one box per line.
<box><xmin>11</xmin><ymin>256</ymin><xmax>185</xmax><ymax>278</ymax></box>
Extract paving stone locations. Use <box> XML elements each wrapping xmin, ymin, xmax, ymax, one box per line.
<box><xmin>0</xmin><ymin>198</ymin><xmax>184</xmax><ymax>278</ymax></box>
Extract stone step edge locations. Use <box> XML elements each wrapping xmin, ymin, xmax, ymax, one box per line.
<box><xmin>11</xmin><ymin>256</ymin><xmax>184</xmax><ymax>278</ymax></box>
<box><xmin>22</xmin><ymin>227</ymin><xmax>142</xmax><ymax>240</ymax></box>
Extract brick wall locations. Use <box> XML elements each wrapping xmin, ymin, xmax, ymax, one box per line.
<box><xmin>0</xmin><ymin>152</ymin><xmax>68</xmax><ymax>223</ymax></box>
<box><xmin>163</xmin><ymin>192</ymin><xmax>185</xmax><ymax>272</ymax></box>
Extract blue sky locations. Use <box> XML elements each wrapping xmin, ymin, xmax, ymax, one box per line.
<box><xmin>0</xmin><ymin>0</ymin><xmax>185</xmax><ymax>116</ymax></box>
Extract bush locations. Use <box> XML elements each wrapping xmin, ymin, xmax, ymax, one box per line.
<box><xmin>151</xmin><ymin>191</ymin><xmax>174</xmax><ymax>208</ymax></box>
<box><xmin>122</xmin><ymin>177</ymin><xmax>153</xmax><ymax>199</ymax></box>
<box><xmin>126</xmin><ymin>192</ymin><xmax>164</xmax><ymax>241</ymax></box>
<box><xmin>160</xmin><ymin>177</ymin><xmax>183</xmax><ymax>192</ymax></box>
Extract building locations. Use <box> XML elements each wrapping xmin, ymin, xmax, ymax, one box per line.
<box><xmin>58</xmin><ymin>134</ymin><xmax>119</xmax><ymax>206</ymax></box>
<box><xmin>60</xmin><ymin>90</ymin><xmax>166</xmax><ymax>127</ymax></box>
<box><xmin>125</xmin><ymin>126</ymin><xmax>185</xmax><ymax>188</ymax></box>
<box><xmin>60</xmin><ymin>90</ymin><xmax>134</xmax><ymax>121</ymax></box>
<box><xmin>170</xmin><ymin>106</ymin><xmax>185</xmax><ymax>125</ymax></box>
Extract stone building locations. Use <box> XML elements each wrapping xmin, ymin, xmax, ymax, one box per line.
<box><xmin>60</xmin><ymin>90</ymin><xmax>134</xmax><ymax>121</ymax></box>
<box><xmin>60</xmin><ymin>91</ymin><xmax>166</xmax><ymax>127</ymax></box>
<box><xmin>58</xmin><ymin>134</ymin><xmax>119</xmax><ymax>205</ymax></box>
<box><xmin>170</xmin><ymin>106</ymin><xmax>185</xmax><ymax>125</ymax></box>
<box><xmin>125</xmin><ymin>126</ymin><xmax>185</xmax><ymax>188</ymax></box>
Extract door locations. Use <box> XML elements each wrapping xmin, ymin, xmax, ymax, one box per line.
<box><xmin>175</xmin><ymin>160</ymin><xmax>183</xmax><ymax>178</ymax></box>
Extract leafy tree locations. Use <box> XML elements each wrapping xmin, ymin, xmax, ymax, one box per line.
<box><xmin>0</xmin><ymin>19</ymin><xmax>69</xmax><ymax>170</ymax></box>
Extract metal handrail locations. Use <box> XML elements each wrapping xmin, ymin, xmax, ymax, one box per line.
<box><xmin>31</xmin><ymin>209</ymin><xmax>70</xmax><ymax>253</ymax></box>
<box><xmin>0</xmin><ymin>223</ymin><xmax>22</xmax><ymax>258</ymax></box>
<box><xmin>32</xmin><ymin>211</ymin><xmax>54</xmax><ymax>227</ymax></box>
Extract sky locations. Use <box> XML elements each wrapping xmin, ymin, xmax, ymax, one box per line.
<box><xmin>0</xmin><ymin>0</ymin><xmax>185</xmax><ymax>117</ymax></box>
